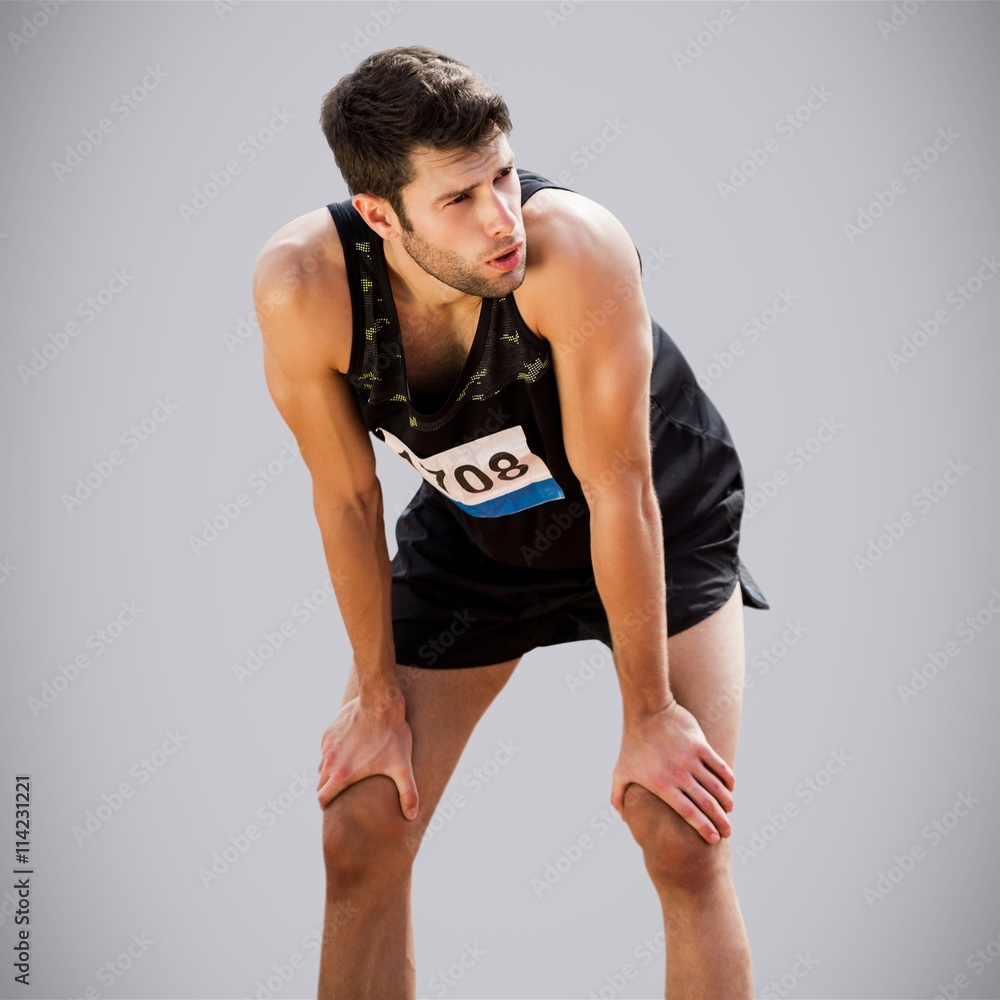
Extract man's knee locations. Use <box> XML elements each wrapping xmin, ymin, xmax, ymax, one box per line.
<box><xmin>622</xmin><ymin>783</ymin><xmax>731</xmax><ymax>892</ymax></box>
<box><xmin>322</xmin><ymin>774</ymin><xmax>417</xmax><ymax>890</ymax></box>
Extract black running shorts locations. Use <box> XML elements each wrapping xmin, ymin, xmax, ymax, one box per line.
<box><xmin>390</xmin><ymin>387</ymin><xmax>770</xmax><ymax>670</ymax></box>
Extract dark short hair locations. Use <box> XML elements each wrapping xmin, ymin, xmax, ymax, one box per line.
<box><xmin>319</xmin><ymin>45</ymin><xmax>512</xmax><ymax>228</ymax></box>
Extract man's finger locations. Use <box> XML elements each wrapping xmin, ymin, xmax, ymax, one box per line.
<box><xmin>676</xmin><ymin>773</ymin><xmax>732</xmax><ymax>843</ymax></box>
<box><xmin>681</xmin><ymin>779</ymin><xmax>730</xmax><ymax>840</ymax></box>
<box><xmin>696</xmin><ymin>763</ymin><xmax>734</xmax><ymax>813</ymax></box>
<box><xmin>317</xmin><ymin>759</ymin><xmax>355</xmax><ymax>810</ymax></box>
<box><xmin>702</xmin><ymin>745</ymin><xmax>735</xmax><ymax>790</ymax></box>
<box><xmin>392</xmin><ymin>765</ymin><xmax>420</xmax><ymax>821</ymax></box>
<box><xmin>661</xmin><ymin>785</ymin><xmax>723</xmax><ymax>844</ymax></box>
<box><xmin>609</xmin><ymin>774</ymin><xmax>631</xmax><ymax>819</ymax></box>
<box><xmin>317</xmin><ymin>773</ymin><xmax>348</xmax><ymax>811</ymax></box>
<box><xmin>316</xmin><ymin>759</ymin><xmax>328</xmax><ymax>789</ymax></box>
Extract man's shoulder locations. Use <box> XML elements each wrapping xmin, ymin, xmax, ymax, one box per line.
<box><xmin>519</xmin><ymin>182</ymin><xmax>641</xmax><ymax>327</ymax></box>
<box><xmin>522</xmin><ymin>183</ymin><xmax>635</xmax><ymax>270</ymax></box>
<box><xmin>253</xmin><ymin>205</ymin><xmax>348</xmax><ymax>291</ymax></box>
<box><xmin>252</xmin><ymin>205</ymin><xmax>352</xmax><ymax>374</ymax></box>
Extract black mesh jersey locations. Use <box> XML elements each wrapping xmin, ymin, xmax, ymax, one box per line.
<box><xmin>327</xmin><ymin>169</ymin><xmax>708</xmax><ymax>571</ymax></box>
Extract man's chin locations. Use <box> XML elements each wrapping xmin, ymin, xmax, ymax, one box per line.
<box><xmin>490</xmin><ymin>261</ymin><xmax>527</xmax><ymax>296</ymax></box>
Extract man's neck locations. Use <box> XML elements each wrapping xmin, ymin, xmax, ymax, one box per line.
<box><xmin>382</xmin><ymin>238</ymin><xmax>481</xmax><ymax>319</ymax></box>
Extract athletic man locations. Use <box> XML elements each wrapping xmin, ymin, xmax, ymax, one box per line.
<box><xmin>252</xmin><ymin>45</ymin><xmax>769</xmax><ymax>1000</ymax></box>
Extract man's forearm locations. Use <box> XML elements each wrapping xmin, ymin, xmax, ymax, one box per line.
<box><xmin>314</xmin><ymin>484</ymin><xmax>399</xmax><ymax>700</ymax></box>
<box><xmin>589</xmin><ymin>480</ymin><xmax>672</xmax><ymax>721</ymax></box>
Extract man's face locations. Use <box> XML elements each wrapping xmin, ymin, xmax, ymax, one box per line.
<box><xmin>392</xmin><ymin>132</ymin><xmax>526</xmax><ymax>299</ymax></box>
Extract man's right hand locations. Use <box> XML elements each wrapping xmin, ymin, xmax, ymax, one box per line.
<box><xmin>316</xmin><ymin>684</ymin><xmax>420</xmax><ymax>819</ymax></box>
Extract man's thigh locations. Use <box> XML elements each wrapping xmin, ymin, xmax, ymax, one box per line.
<box><xmin>325</xmin><ymin>658</ymin><xmax>521</xmax><ymax>842</ymax></box>
<box><xmin>664</xmin><ymin>582</ymin><xmax>747</xmax><ymax>767</ymax></box>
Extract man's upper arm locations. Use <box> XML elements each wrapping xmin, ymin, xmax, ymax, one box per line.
<box><xmin>535</xmin><ymin>197</ymin><xmax>654</xmax><ymax>506</ymax></box>
<box><xmin>252</xmin><ymin>243</ymin><xmax>378</xmax><ymax>506</ymax></box>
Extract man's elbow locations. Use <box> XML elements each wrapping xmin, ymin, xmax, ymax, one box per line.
<box><xmin>576</xmin><ymin>457</ymin><xmax>655</xmax><ymax>513</ymax></box>
<box><xmin>312</xmin><ymin>475</ymin><xmax>382</xmax><ymax>518</ymax></box>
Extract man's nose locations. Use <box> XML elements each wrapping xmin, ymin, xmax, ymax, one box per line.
<box><xmin>483</xmin><ymin>190</ymin><xmax>518</xmax><ymax>238</ymax></box>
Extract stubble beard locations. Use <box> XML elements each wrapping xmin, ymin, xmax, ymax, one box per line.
<box><xmin>397</xmin><ymin>226</ymin><xmax>527</xmax><ymax>299</ymax></box>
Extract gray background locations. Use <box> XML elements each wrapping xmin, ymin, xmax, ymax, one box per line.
<box><xmin>1</xmin><ymin>1</ymin><xmax>998</xmax><ymax>998</ymax></box>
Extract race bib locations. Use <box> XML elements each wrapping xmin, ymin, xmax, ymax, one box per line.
<box><xmin>377</xmin><ymin>425</ymin><xmax>564</xmax><ymax>517</ymax></box>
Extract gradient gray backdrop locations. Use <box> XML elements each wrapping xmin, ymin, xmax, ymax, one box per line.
<box><xmin>2</xmin><ymin>2</ymin><xmax>998</xmax><ymax>998</ymax></box>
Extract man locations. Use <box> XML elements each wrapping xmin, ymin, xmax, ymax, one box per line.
<box><xmin>252</xmin><ymin>45</ymin><xmax>769</xmax><ymax>1000</ymax></box>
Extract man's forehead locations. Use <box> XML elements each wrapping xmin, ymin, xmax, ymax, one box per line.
<box><xmin>406</xmin><ymin>134</ymin><xmax>515</xmax><ymax>196</ymax></box>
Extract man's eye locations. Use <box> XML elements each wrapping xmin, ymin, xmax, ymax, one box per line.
<box><xmin>448</xmin><ymin>169</ymin><xmax>512</xmax><ymax>205</ymax></box>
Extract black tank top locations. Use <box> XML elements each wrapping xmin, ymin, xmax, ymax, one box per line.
<box><xmin>327</xmin><ymin>169</ymin><xmax>693</xmax><ymax>570</ymax></box>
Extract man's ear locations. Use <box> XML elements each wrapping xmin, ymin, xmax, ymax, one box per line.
<box><xmin>353</xmin><ymin>193</ymin><xmax>400</xmax><ymax>238</ymax></box>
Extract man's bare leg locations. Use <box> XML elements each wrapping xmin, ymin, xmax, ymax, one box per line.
<box><xmin>621</xmin><ymin>585</ymin><xmax>755</xmax><ymax>1000</ymax></box>
<box><xmin>316</xmin><ymin>656</ymin><xmax>520</xmax><ymax>1000</ymax></box>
